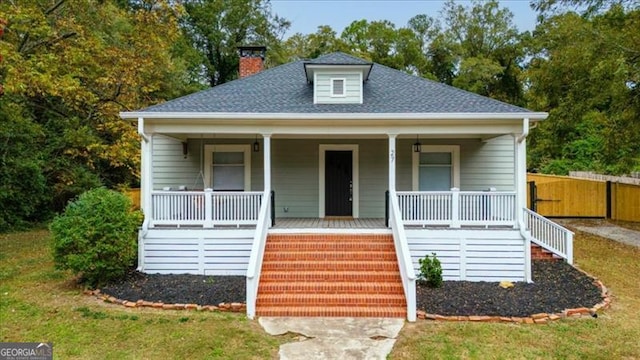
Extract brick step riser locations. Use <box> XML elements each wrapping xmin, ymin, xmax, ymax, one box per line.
<box><xmin>260</xmin><ymin>272</ymin><xmax>401</xmax><ymax>282</ymax></box>
<box><xmin>257</xmin><ymin>298</ymin><xmax>406</xmax><ymax>307</ymax></box>
<box><xmin>267</xmin><ymin>236</ymin><xmax>393</xmax><ymax>242</ymax></box>
<box><xmin>258</xmin><ymin>283</ymin><xmax>404</xmax><ymax>294</ymax></box>
<box><xmin>255</xmin><ymin>307</ymin><xmax>406</xmax><ymax>318</ymax></box>
<box><xmin>265</xmin><ymin>244</ymin><xmax>396</xmax><ymax>252</ymax></box>
<box><xmin>263</xmin><ymin>252</ymin><xmax>397</xmax><ymax>261</ymax></box>
<box><xmin>261</xmin><ymin>262</ymin><xmax>400</xmax><ymax>271</ymax></box>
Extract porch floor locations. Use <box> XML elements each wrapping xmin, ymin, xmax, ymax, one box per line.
<box><xmin>272</xmin><ymin>218</ymin><xmax>386</xmax><ymax>229</ymax></box>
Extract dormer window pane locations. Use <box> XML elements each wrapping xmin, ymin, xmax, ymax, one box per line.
<box><xmin>331</xmin><ymin>78</ymin><xmax>345</xmax><ymax>96</ymax></box>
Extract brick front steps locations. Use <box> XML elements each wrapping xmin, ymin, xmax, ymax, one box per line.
<box><xmin>256</xmin><ymin>234</ymin><xmax>407</xmax><ymax>318</ymax></box>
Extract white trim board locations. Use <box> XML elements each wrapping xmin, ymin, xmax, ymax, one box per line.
<box><xmin>318</xmin><ymin>144</ymin><xmax>359</xmax><ymax>218</ymax></box>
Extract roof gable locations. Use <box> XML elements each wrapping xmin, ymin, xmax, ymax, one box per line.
<box><xmin>137</xmin><ymin>52</ymin><xmax>532</xmax><ymax>114</ymax></box>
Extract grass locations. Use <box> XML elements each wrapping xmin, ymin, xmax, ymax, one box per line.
<box><xmin>392</xmin><ymin>227</ymin><xmax>640</xmax><ymax>359</ymax></box>
<box><xmin>0</xmin><ymin>230</ymin><xmax>287</xmax><ymax>359</ymax></box>
<box><xmin>2</xmin><ymin>227</ymin><xmax>639</xmax><ymax>359</ymax></box>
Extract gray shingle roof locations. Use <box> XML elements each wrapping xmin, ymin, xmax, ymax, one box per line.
<box><xmin>140</xmin><ymin>52</ymin><xmax>531</xmax><ymax>114</ymax></box>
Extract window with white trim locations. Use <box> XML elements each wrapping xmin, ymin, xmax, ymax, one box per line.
<box><xmin>204</xmin><ymin>145</ymin><xmax>251</xmax><ymax>191</ymax></box>
<box><xmin>412</xmin><ymin>145</ymin><xmax>460</xmax><ymax>191</ymax></box>
<box><xmin>330</xmin><ymin>78</ymin><xmax>346</xmax><ymax>97</ymax></box>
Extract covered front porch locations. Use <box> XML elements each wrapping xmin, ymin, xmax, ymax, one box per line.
<box><xmin>134</xmin><ymin>116</ymin><xmax>573</xmax><ymax>321</ymax></box>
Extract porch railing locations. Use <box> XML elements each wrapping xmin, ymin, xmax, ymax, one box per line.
<box><xmin>389</xmin><ymin>190</ymin><xmax>417</xmax><ymax>322</ymax></box>
<box><xmin>246</xmin><ymin>189</ymin><xmax>272</xmax><ymax>319</ymax></box>
<box><xmin>396</xmin><ymin>189</ymin><xmax>517</xmax><ymax>227</ymax></box>
<box><xmin>150</xmin><ymin>190</ymin><xmax>263</xmax><ymax>227</ymax></box>
<box><xmin>523</xmin><ymin>208</ymin><xmax>574</xmax><ymax>264</ymax></box>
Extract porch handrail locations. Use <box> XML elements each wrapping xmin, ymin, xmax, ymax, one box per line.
<box><xmin>389</xmin><ymin>190</ymin><xmax>417</xmax><ymax>322</ymax></box>
<box><xmin>246</xmin><ymin>189</ymin><xmax>271</xmax><ymax>319</ymax></box>
<box><xmin>396</xmin><ymin>190</ymin><xmax>517</xmax><ymax>227</ymax></box>
<box><xmin>150</xmin><ymin>190</ymin><xmax>263</xmax><ymax>227</ymax></box>
<box><xmin>523</xmin><ymin>208</ymin><xmax>574</xmax><ymax>264</ymax></box>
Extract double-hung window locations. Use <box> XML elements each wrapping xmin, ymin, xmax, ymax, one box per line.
<box><xmin>204</xmin><ymin>145</ymin><xmax>251</xmax><ymax>191</ymax></box>
<box><xmin>413</xmin><ymin>145</ymin><xmax>460</xmax><ymax>191</ymax></box>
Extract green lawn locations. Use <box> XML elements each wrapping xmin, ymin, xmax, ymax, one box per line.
<box><xmin>1</xmin><ymin>229</ymin><xmax>639</xmax><ymax>359</ymax></box>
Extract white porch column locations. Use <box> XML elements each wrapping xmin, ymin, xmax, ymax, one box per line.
<box><xmin>263</xmin><ymin>134</ymin><xmax>271</xmax><ymax>226</ymax></box>
<box><xmin>516</xmin><ymin>118</ymin><xmax>529</xmax><ymax>218</ymax></box>
<box><xmin>388</xmin><ymin>134</ymin><xmax>397</xmax><ymax>192</ymax></box>
<box><xmin>263</xmin><ymin>135</ymin><xmax>271</xmax><ymax>192</ymax></box>
<box><xmin>138</xmin><ymin>117</ymin><xmax>153</xmax><ymax>222</ymax></box>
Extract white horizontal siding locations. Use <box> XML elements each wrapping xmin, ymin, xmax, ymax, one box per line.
<box><xmin>406</xmin><ymin>229</ymin><xmax>525</xmax><ymax>282</ymax></box>
<box><xmin>140</xmin><ymin>229</ymin><xmax>254</xmax><ymax>275</ymax></box>
<box><xmin>151</xmin><ymin>137</ymin><xmax>264</xmax><ymax>191</ymax></box>
<box><xmin>152</xmin><ymin>135</ymin><xmax>201</xmax><ymax>190</ymax></box>
<box><xmin>396</xmin><ymin>137</ymin><xmax>515</xmax><ymax>192</ymax></box>
<box><xmin>315</xmin><ymin>72</ymin><xmax>362</xmax><ymax>104</ymax></box>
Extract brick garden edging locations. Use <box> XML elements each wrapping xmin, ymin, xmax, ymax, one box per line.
<box><xmin>86</xmin><ymin>268</ymin><xmax>610</xmax><ymax>324</ymax></box>
<box><xmin>416</xmin><ymin>269</ymin><xmax>612</xmax><ymax>324</ymax></box>
<box><xmin>84</xmin><ymin>289</ymin><xmax>246</xmax><ymax>313</ymax></box>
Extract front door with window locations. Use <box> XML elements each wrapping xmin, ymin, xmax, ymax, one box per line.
<box><xmin>325</xmin><ymin>150</ymin><xmax>353</xmax><ymax>216</ymax></box>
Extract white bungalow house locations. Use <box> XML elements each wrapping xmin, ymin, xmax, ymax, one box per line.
<box><xmin>120</xmin><ymin>47</ymin><xmax>573</xmax><ymax>321</ymax></box>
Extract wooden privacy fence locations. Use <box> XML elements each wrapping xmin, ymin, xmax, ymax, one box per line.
<box><xmin>527</xmin><ymin>174</ymin><xmax>640</xmax><ymax>222</ymax></box>
<box><xmin>125</xmin><ymin>189</ymin><xmax>141</xmax><ymax>209</ymax></box>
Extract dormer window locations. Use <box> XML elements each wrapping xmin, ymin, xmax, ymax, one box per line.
<box><xmin>331</xmin><ymin>78</ymin><xmax>346</xmax><ymax>97</ymax></box>
<box><xmin>304</xmin><ymin>57</ymin><xmax>372</xmax><ymax>104</ymax></box>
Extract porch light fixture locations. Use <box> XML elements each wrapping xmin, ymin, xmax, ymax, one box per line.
<box><xmin>182</xmin><ymin>141</ymin><xmax>188</xmax><ymax>158</ymax></box>
<box><xmin>253</xmin><ymin>136</ymin><xmax>260</xmax><ymax>152</ymax></box>
<box><xmin>413</xmin><ymin>135</ymin><xmax>422</xmax><ymax>153</ymax></box>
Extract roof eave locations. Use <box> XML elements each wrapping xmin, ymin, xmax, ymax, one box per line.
<box><xmin>120</xmin><ymin>111</ymin><xmax>548</xmax><ymax>121</ymax></box>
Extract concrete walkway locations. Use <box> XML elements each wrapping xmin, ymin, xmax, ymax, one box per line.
<box><xmin>555</xmin><ymin>219</ymin><xmax>640</xmax><ymax>248</ymax></box>
<box><xmin>259</xmin><ymin>317</ymin><xmax>405</xmax><ymax>360</ymax></box>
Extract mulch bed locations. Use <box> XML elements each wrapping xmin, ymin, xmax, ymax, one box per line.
<box><xmin>102</xmin><ymin>273</ymin><xmax>245</xmax><ymax>305</ymax></box>
<box><xmin>102</xmin><ymin>261</ymin><xmax>603</xmax><ymax>317</ymax></box>
<box><xmin>417</xmin><ymin>261</ymin><xmax>603</xmax><ymax>317</ymax></box>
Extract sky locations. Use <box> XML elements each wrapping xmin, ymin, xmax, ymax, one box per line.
<box><xmin>270</xmin><ymin>0</ymin><xmax>539</xmax><ymax>37</ymax></box>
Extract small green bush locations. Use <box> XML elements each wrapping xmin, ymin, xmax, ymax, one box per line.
<box><xmin>50</xmin><ymin>188</ymin><xmax>142</xmax><ymax>287</ymax></box>
<box><xmin>418</xmin><ymin>252</ymin><xmax>443</xmax><ymax>288</ymax></box>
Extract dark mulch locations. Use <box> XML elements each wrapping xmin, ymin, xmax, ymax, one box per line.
<box><xmin>101</xmin><ymin>272</ymin><xmax>245</xmax><ymax>305</ymax></box>
<box><xmin>417</xmin><ymin>260</ymin><xmax>603</xmax><ymax>317</ymax></box>
<box><xmin>101</xmin><ymin>261</ymin><xmax>603</xmax><ymax>317</ymax></box>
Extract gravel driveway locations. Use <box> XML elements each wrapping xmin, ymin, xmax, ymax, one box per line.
<box><xmin>554</xmin><ymin>219</ymin><xmax>640</xmax><ymax>248</ymax></box>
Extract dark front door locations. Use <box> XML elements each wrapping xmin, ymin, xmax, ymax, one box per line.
<box><xmin>325</xmin><ymin>150</ymin><xmax>353</xmax><ymax>216</ymax></box>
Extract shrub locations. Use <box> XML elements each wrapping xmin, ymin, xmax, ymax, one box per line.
<box><xmin>418</xmin><ymin>253</ymin><xmax>443</xmax><ymax>288</ymax></box>
<box><xmin>50</xmin><ymin>188</ymin><xmax>142</xmax><ymax>287</ymax></box>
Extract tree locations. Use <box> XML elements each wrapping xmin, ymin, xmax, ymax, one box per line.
<box><xmin>180</xmin><ymin>0</ymin><xmax>290</xmax><ymax>86</ymax></box>
<box><xmin>0</xmin><ymin>0</ymin><xmax>192</xmax><ymax>225</ymax></box>
<box><xmin>436</xmin><ymin>0</ymin><xmax>525</xmax><ymax>104</ymax></box>
<box><xmin>283</xmin><ymin>25</ymin><xmax>347</xmax><ymax>61</ymax></box>
<box><xmin>526</xmin><ymin>6</ymin><xmax>640</xmax><ymax>174</ymax></box>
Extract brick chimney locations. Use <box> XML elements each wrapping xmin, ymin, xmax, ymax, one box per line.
<box><xmin>238</xmin><ymin>46</ymin><xmax>266</xmax><ymax>78</ymax></box>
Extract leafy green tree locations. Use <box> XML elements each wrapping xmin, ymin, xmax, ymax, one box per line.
<box><xmin>0</xmin><ymin>0</ymin><xmax>193</xmax><ymax>226</ymax></box>
<box><xmin>526</xmin><ymin>6</ymin><xmax>640</xmax><ymax>174</ymax></box>
<box><xmin>439</xmin><ymin>0</ymin><xmax>525</xmax><ymax>104</ymax></box>
<box><xmin>181</xmin><ymin>0</ymin><xmax>290</xmax><ymax>86</ymax></box>
<box><xmin>283</xmin><ymin>25</ymin><xmax>347</xmax><ymax>60</ymax></box>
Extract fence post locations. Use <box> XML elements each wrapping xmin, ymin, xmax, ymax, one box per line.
<box><xmin>204</xmin><ymin>188</ymin><xmax>213</xmax><ymax>228</ymax></box>
<box><xmin>606</xmin><ymin>181</ymin><xmax>612</xmax><ymax>219</ymax></box>
<box><xmin>451</xmin><ymin>188</ymin><xmax>460</xmax><ymax>228</ymax></box>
